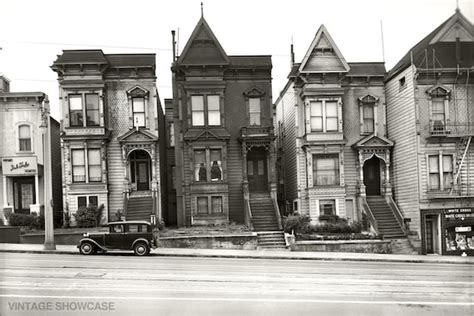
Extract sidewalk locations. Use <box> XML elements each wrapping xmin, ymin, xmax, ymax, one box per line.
<box><xmin>0</xmin><ymin>243</ymin><xmax>473</xmax><ymax>264</ymax></box>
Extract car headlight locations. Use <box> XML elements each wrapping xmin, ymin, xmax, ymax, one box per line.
<box><xmin>83</xmin><ymin>233</ymin><xmax>89</xmax><ymax>237</ymax></box>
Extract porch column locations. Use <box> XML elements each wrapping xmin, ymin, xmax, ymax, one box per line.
<box><xmin>384</xmin><ymin>150</ymin><xmax>392</xmax><ymax>196</ymax></box>
<box><xmin>2</xmin><ymin>175</ymin><xmax>7</xmax><ymax>207</ymax></box>
<box><xmin>269</xmin><ymin>142</ymin><xmax>277</xmax><ymax>192</ymax></box>
<box><xmin>242</xmin><ymin>143</ymin><xmax>248</xmax><ymax>182</ymax></box>
<box><xmin>358</xmin><ymin>151</ymin><xmax>366</xmax><ymax>197</ymax></box>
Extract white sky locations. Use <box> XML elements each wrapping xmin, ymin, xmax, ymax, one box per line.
<box><xmin>1</xmin><ymin>0</ymin><xmax>473</xmax><ymax>120</ymax></box>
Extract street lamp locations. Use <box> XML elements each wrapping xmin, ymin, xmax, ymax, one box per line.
<box><xmin>40</xmin><ymin>96</ymin><xmax>55</xmax><ymax>250</ymax></box>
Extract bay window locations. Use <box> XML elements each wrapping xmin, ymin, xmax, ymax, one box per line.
<box><xmin>71</xmin><ymin>148</ymin><xmax>102</xmax><ymax>183</ymax></box>
<box><xmin>191</xmin><ymin>95</ymin><xmax>221</xmax><ymax>126</ymax></box>
<box><xmin>313</xmin><ymin>154</ymin><xmax>340</xmax><ymax>186</ymax></box>
<box><xmin>310</xmin><ymin>100</ymin><xmax>338</xmax><ymax>132</ymax></box>
<box><xmin>69</xmin><ymin>93</ymin><xmax>100</xmax><ymax>127</ymax></box>
<box><xmin>194</xmin><ymin>148</ymin><xmax>223</xmax><ymax>182</ymax></box>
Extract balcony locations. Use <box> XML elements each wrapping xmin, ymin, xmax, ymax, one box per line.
<box><xmin>428</xmin><ymin>122</ymin><xmax>474</xmax><ymax>137</ymax></box>
<box><xmin>240</xmin><ymin>126</ymin><xmax>275</xmax><ymax>139</ymax></box>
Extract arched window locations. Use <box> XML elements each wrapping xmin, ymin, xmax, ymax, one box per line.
<box><xmin>18</xmin><ymin>125</ymin><xmax>31</xmax><ymax>151</ymax></box>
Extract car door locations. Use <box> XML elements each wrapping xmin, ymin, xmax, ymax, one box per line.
<box><xmin>105</xmin><ymin>224</ymin><xmax>125</xmax><ymax>249</ymax></box>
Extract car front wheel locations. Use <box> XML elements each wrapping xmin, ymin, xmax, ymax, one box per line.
<box><xmin>133</xmin><ymin>242</ymin><xmax>150</xmax><ymax>256</ymax></box>
<box><xmin>79</xmin><ymin>242</ymin><xmax>95</xmax><ymax>255</ymax></box>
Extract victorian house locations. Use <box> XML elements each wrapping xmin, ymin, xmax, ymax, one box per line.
<box><xmin>385</xmin><ymin>10</ymin><xmax>474</xmax><ymax>255</ymax></box>
<box><xmin>0</xmin><ymin>75</ymin><xmax>62</xmax><ymax>225</ymax></box>
<box><xmin>275</xmin><ymin>25</ymin><xmax>409</xmax><ymax>239</ymax></box>
<box><xmin>170</xmin><ymin>15</ymin><xmax>284</xmax><ymax>245</ymax></box>
<box><xmin>51</xmin><ymin>50</ymin><xmax>166</xmax><ymax>225</ymax></box>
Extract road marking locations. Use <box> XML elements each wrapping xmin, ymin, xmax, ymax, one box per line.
<box><xmin>1</xmin><ymin>294</ymin><xmax>473</xmax><ymax>306</ymax></box>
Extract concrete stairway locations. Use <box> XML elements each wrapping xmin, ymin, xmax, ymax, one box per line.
<box><xmin>366</xmin><ymin>196</ymin><xmax>405</xmax><ymax>238</ymax></box>
<box><xmin>126</xmin><ymin>196</ymin><xmax>153</xmax><ymax>221</ymax></box>
<box><xmin>249</xmin><ymin>192</ymin><xmax>280</xmax><ymax>231</ymax></box>
<box><xmin>257</xmin><ymin>231</ymin><xmax>287</xmax><ymax>249</ymax></box>
<box><xmin>391</xmin><ymin>238</ymin><xmax>419</xmax><ymax>255</ymax></box>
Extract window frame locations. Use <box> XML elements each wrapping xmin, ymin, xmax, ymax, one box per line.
<box><xmin>71</xmin><ymin>148</ymin><xmax>102</xmax><ymax>184</ymax></box>
<box><xmin>309</xmin><ymin>99</ymin><xmax>340</xmax><ymax>133</ymax></box>
<box><xmin>77</xmin><ymin>195</ymin><xmax>98</xmax><ymax>210</ymax></box>
<box><xmin>18</xmin><ymin>124</ymin><xmax>32</xmax><ymax>152</ymax></box>
<box><xmin>68</xmin><ymin>93</ymin><xmax>100</xmax><ymax>127</ymax></box>
<box><xmin>312</xmin><ymin>154</ymin><xmax>340</xmax><ymax>186</ymax></box>
<box><xmin>195</xmin><ymin>195</ymin><xmax>224</xmax><ymax>215</ymax></box>
<box><xmin>132</xmin><ymin>97</ymin><xmax>146</xmax><ymax>128</ymax></box>
<box><xmin>248</xmin><ymin>97</ymin><xmax>261</xmax><ymax>126</ymax></box>
<box><xmin>319</xmin><ymin>199</ymin><xmax>336</xmax><ymax>216</ymax></box>
<box><xmin>427</xmin><ymin>153</ymin><xmax>454</xmax><ymax>191</ymax></box>
<box><xmin>193</xmin><ymin>147</ymin><xmax>223</xmax><ymax>182</ymax></box>
<box><xmin>358</xmin><ymin>95</ymin><xmax>378</xmax><ymax>135</ymax></box>
<box><xmin>190</xmin><ymin>94</ymin><xmax>222</xmax><ymax>127</ymax></box>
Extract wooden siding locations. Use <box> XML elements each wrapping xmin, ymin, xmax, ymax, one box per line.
<box><xmin>386</xmin><ymin>66</ymin><xmax>421</xmax><ymax>231</ymax></box>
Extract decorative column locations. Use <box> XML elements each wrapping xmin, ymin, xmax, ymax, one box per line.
<box><xmin>242</xmin><ymin>142</ymin><xmax>248</xmax><ymax>183</ymax></box>
<box><xmin>34</xmin><ymin>174</ymin><xmax>40</xmax><ymax>207</ymax></box>
<box><xmin>383</xmin><ymin>149</ymin><xmax>392</xmax><ymax>196</ymax></box>
<box><xmin>358</xmin><ymin>151</ymin><xmax>366</xmax><ymax>197</ymax></box>
<box><xmin>269</xmin><ymin>142</ymin><xmax>277</xmax><ymax>193</ymax></box>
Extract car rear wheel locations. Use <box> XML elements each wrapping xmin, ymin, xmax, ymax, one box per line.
<box><xmin>133</xmin><ymin>242</ymin><xmax>150</xmax><ymax>256</ymax></box>
<box><xmin>79</xmin><ymin>242</ymin><xmax>95</xmax><ymax>255</ymax></box>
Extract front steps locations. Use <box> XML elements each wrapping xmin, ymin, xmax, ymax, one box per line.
<box><xmin>257</xmin><ymin>231</ymin><xmax>287</xmax><ymax>249</ymax></box>
<box><xmin>366</xmin><ymin>196</ymin><xmax>405</xmax><ymax>238</ymax></box>
<box><xmin>250</xmin><ymin>192</ymin><xmax>280</xmax><ymax>231</ymax></box>
<box><xmin>126</xmin><ymin>195</ymin><xmax>153</xmax><ymax>221</ymax></box>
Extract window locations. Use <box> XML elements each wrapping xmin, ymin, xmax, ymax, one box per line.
<box><xmin>313</xmin><ymin>154</ymin><xmax>340</xmax><ymax>186</ymax></box>
<box><xmin>87</xmin><ymin>149</ymin><xmax>102</xmax><ymax>182</ymax></box>
<box><xmin>310</xmin><ymin>100</ymin><xmax>338</xmax><ymax>132</ymax></box>
<box><xmin>319</xmin><ymin>200</ymin><xmax>335</xmax><ymax>216</ymax></box>
<box><xmin>249</xmin><ymin>98</ymin><xmax>261</xmax><ymax>126</ymax></box>
<box><xmin>132</xmin><ymin>97</ymin><xmax>145</xmax><ymax>127</ymax></box>
<box><xmin>191</xmin><ymin>95</ymin><xmax>221</xmax><ymax>126</ymax></box>
<box><xmin>69</xmin><ymin>93</ymin><xmax>100</xmax><ymax>127</ymax></box>
<box><xmin>77</xmin><ymin>196</ymin><xmax>98</xmax><ymax>210</ymax></box>
<box><xmin>18</xmin><ymin>125</ymin><xmax>31</xmax><ymax>151</ymax></box>
<box><xmin>194</xmin><ymin>148</ymin><xmax>223</xmax><ymax>182</ymax></box>
<box><xmin>71</xmin><ymin>148</ymin><xmax>102</xmax><ymax>183</ymax></box>
<box><xmin>428</xmin><ymin>155</ymin><xmax>453</xmax><ymax>191</ymax></box>
<box><xmin>72</xmin><ymin>149</ymin><xmax>86</xmax><ymax>183</ymax></box>
<box><xmin>169</xmin><ymin>122</ymin><xmax>175</xmax><ymax>147</ymax></box>
<box><xmin>431</xmin><ymin>97</ymin><xmax>446</xmax><ymax>132</ymax></box>
<box><xmin>362</xmin><ymin>105</ymin><xmax>374</xmax><ymax>134</ymax></box>
<box><xmin>196</xmin><ymin>196</ymin><xmax>223</xmax><ymax>215</ymax></box>
<box><xmin>399</xmin><ymin>77</ymin><xmax>406</xmax><ymax>91</ymax></box>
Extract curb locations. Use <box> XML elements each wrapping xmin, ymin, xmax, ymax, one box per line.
<box><xmin>1</xmin><ymin>248</ymin><xmax>473</xmax><ymax>265</ymax></box>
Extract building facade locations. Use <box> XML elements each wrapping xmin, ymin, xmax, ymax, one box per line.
<box><xmin>51</xmin><ymin>50</ymin><xmax>166</xmax><ymax>225</ymax></box>
<box><xmin>0</xmin><ymin>75</ymin><xmax>62</xmax><ymax>225</ymax></box>
<box><xmin>386</xmin><ymin>10</ymin><xmax>474</xmax><ymax>255</ymax></box>
<box><xmin>171</xmin><ymin>16</ymin><xmax>278</xmax><ymax>229</ymax></box>
<box><xmin>275</xmin><ymin>25</ymin><xmax>408</xmax><ymax>238</ymax></box>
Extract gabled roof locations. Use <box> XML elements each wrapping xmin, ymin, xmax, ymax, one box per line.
<box><xmin>177</xmin><ymin>17</ymin><xmax>229</xmax><ymax>66</ymax></box>
<box><xmin>387</xmin><ymin>10</ymin><xmax>474</xmax><ymax>80</ymax></box>
<box><xmin>298</xmin><ymin>25</ymin><xmax>350</xmax><ymax>73</ymax></box>
<box><xmin>353</xmin><ymin>134</ymin><xmax>394</xmax><ymax>149</ymax></box>
<box><xmin>347</xmin><ymin>62</ymin><xmax>386</xmax><ymax>76</ymax></box>
<box><xmin>183</xmin><ymin>128</ymin><xmax>231</xmax><ymax>141</ymax></box>
<box><xmin>117</xmin><ymin>129</ymin><xmax>158</xmax><ymax>142</ymax></box>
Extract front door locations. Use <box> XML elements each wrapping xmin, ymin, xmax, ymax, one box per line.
<box><xmin>130</xmin><ymin>150</ymin><xmax>150</xmax><ymax>191</ymax></box>
<box><xmin>247</xmin><ymin>148</ymin><xmax>268</xmax><ymax>192</ymax></box>
<box><xmin>137</xmin><ymin>162</ymin><xmax>149</xmax><ymax>191</ymax></box>
<box><xmin>425</xmin><ymin>215</ymin><xmax>440</xmax><ymax>254</ymax></box>
<box><xmin>363</xmin><ymin>156</ymin><xmax>381</xmax><ymax>195</ymax></box>
<box><xmin>13</xmin><ymin>177</ymin><xmax>35</xmax><ymax>214</ymax></box>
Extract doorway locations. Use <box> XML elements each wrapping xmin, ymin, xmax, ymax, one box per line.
<box><xmin>13</xmin><ymin>177</ymin><xmax>35</xmax><ymax>214</ymax></box>
<box><xmin>363</xmin><ymin>156</ymin><xmax>381</xmax><ymax>195</ymax></box>
<box><xmin>247</xmin><ymin>147</ymin><xmax>268</xmax><ymax>192</ymax></box>
<box><xmin>425</xmin><ymin>215</ymin><xmax>440</xmax><ymax>254</ymax></box>
<box><xmin>129</xmin><ymin>150</ymin><xmax>151</xmax><ymax>191</ymax></box>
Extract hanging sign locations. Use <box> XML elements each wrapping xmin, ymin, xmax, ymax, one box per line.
<box><xmin>1</xmin><ymin>156</ymin><xmax>38</xmax><ymax>175</ymax></box>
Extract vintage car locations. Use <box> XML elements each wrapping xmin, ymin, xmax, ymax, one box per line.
<box><xmin>77</xmin><ymin>221</ymin><xmax>158</xmax><ymax>256</ymax></box>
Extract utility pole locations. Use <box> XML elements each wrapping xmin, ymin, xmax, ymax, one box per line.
<box><xmin>41</xmin><ymin>96</ymin><xmax>55</xmax><ymax>250</ymax></box>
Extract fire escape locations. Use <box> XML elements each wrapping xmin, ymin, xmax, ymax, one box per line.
<box><xmin>451</xmin><ymin>135</ymin><xmax>472</xmax><ymax>195</ymax></box>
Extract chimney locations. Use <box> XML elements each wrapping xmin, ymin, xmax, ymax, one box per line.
<box><xmin>171</xmin><ymin>30</ymin><xmax>176</xmax><ymax>63</ymax></box>
<box><xmin>0</xmin><ymin>74</ymin><xmax>10</xmax><ymax>93</ymax></box>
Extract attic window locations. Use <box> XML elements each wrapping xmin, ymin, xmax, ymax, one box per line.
<box><xmin>312</xmin><ymin>47</ymin><xmax>334</xmax><ymax>56</ymax></box>
<box><xmin>399</xmin><ymin>77</ymin><xmax>406</xmax><ymax>91</ymax></box>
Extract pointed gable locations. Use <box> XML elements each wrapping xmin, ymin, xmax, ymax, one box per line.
<box><xmin>178</xmin><ymin>17</ymin><xmax>229</xmax><ymax>66</ymax></box>
<box><xmin>353</xmin><ymin>134</ymin><xmax>394</xmax><ymax>149</ymax></box>
<box><xmin>299</xmin><ymin>25</ymin><xmax>350</xmax><ymax>73</ymax></box>
<box><xmin>117</xmin><ymin>129</ymin><xmax>158</xmax><ymax>143</ymax></box>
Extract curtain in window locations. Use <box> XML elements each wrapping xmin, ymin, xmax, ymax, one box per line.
<box><xmin>443</xmin><ymin>155</ymin><xmax>453</xmax><ymax>189</ymax></box>
<box><xmin>88</xmin><ymin>149</ymin><xmax>102</xmax><ymax>182</ymax></box>
<box><xmin>18</xmin><ymin>125</ymin><xmax>31</xmax><ymax>151</ymax></box>
<box><xmin>429</xmin><ymin>156</ymin><xmax>440</xmax><ymax>190</ymax></box>
<box><xmin>191</xmin><ymin>96</ymin><xmax>205</xmax><ymax>126</ymax></box>
<box><xmin>325</xmin><ymin>101</ymin><xmax>338</xmax><ymax>131</ymax></box>
<box><xmin>362</xmin><ymin>105</ymin><xmax>374</xmax><ymax>133</ymax></box>
<box><xmin>313</xmin><ymin>155</ymin><xmax>339</xmax><ymax>185</ymax></box>
<box><xmin>431</xmin><ymin>98</ymin><xmax>445</xmax><ymax>130</ymax></box>
<box><xmin>72</xmin><ymin>150</ymin><xmax>86</xmax><ymax>182</ymax></box>
<box><xmin>85</xmin><ymin>94</ymin><xmax>100</xmax><ymax>126</ymax></box>
<box><xmin>132</xmin><ymin>98</ymin><xmax>145</xmax><ymax>127</ymax></box>
<box><xmin>249</xmin><ymin>98</ymin><xmax>261</xmax><ymax>126</ymax></box>
<box><xmin>194</xmin><ymin>150</ymin><xmax>207</xmax><ymax>181</ymax></box>
<box><xmin>207</xmin><ymin>95</ymin><xmax>220</xmax><ymax>126</ymax></box>
<box><xmin>69</xmin><ymin>95</ymin><xmax>83</xmax><ymax>127</ymax></box>
<box><xmin>310</xmin><ymin>101</ymin><xmax>323</xmax><ymax>131</ymax></box>
<box><xmin>210</xmin><ymin>149</ymin><xmax>222</xmax><ymax>181</ymax></box>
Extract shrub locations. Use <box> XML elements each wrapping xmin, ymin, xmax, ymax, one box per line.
<box><xmin>74</xmin><ymin>204</ymin><xmax>104</xmax><ymax>228</ymax></box>
<box><xmin>7</xmin><ymin>213</ymin><xmax>37</xmax><ymax>228</ymax></box>
<box><xmin>283</xmin><ymin>214</ymin><xmax>311</xmax><ymax>234</ymax></box>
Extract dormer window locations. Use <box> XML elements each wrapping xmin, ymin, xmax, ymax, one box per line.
<box><xmin>358</xmin><ymin>94</ymin><xmax>379</xmax><ymax>135</ymax></box>
<box><xmin>427</xmin><ymin>85</ymin><xmax>450</xmax><ymax>136</ymax></box>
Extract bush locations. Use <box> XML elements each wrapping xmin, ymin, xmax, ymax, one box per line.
<box><xmin>7</xmin><ymin>213</ymin><xmax>43</xmax><ymax>230</ymax></box>
<box><xmin>74</xmin><ymin>204</ymin><xmax>104</xmax><ymax>228</ymax></box>
<box><xmin>283</xmin><ymin>214</ymin><xmax>311</xmax><ymax>234</ymax></box>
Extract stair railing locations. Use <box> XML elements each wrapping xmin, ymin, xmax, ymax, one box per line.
<box><xmin>243</xmin><ymin>182</ymin><xmax>254</xmax><ymax>230</ymax></box>
<box><xmin>361</xmin><ymin>197</ymin><xmax>378</xmax><ymax>234</ymax></box>
<box><xmin>270</xmin><ymin>190</ymin><xmax>283</xmax><ymax>230</ymax></box>
<box><xmin>385</xmin><ymin>196</ymin><xmax>408</xmax><ymax>236</ymax></box>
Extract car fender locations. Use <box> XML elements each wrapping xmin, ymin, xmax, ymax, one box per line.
<box><xmin>78</xmin><ymin>238</ymin><xmax>107</xmax><ymax>251</ymax></box>
<box><xmin>131</xmin><ymin>238</ymin><xmax>151</xmax><ymax>250</ymax></box>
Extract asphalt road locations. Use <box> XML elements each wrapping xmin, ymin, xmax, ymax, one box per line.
<box><xmin>0</xmin><ymin>252</ymin><xmax>472</xmax><ymax>316</ymax></box>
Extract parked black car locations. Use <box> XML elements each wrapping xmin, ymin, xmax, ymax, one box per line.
<box><xmin>77</xmin><ymin>221</ymin><xmax>158</xmax><ymax>256</ymax></box>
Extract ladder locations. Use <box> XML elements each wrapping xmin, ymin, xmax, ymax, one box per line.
<box><xmin>450</xmin><ymin>136</ymin><xmax>472</xmax><ymax>194</ymax></box>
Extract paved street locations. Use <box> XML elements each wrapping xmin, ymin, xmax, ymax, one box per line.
<box><xmin>0</xmin><ymin>252</ymin><xmax>473</xmax><ymax>316</ymax></box>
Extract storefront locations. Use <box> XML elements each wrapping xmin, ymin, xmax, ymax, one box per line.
<box><xmin>421</xmin><ymin>208</ymin><xmax>474</xmax><ymax>256</ymax></box>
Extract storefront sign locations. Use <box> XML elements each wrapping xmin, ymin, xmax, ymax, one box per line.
<box><xmin>1</xmin><ymin>156</ymin><xmax>38</xmax><ymax>175</ymax></box>
<box><xmin>444</xmin><ymin>208</ymin><xmax>474</xmax><ymax>220</ymax></box>
<box><xmin>455</xmin><ymin>226</ymin><xmax>472</xmax><ymax>232</ymax></box>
